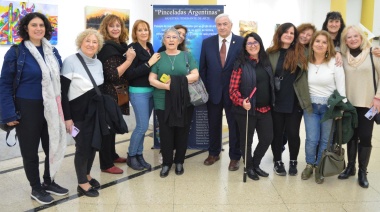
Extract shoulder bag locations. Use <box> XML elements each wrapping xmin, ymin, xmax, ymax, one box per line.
<box><xmin>369</xmin><ymin>47</ymin><xmax>380</xmax><ymax>125</ymax></box>
<box><xmin>184</xmin><ymin>52</ymin><xmax>209</xmax><ymax>106</ymax></box>
<box><xmin>318</xmin><ymin>119</ymin><xmax>346</xmax><ymax>177</ymax></box>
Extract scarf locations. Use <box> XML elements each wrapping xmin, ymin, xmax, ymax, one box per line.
<box><xmin>24</xmin><ymin>38</ymin><xmax>67</xmax><ymax>180</ymax></box>
<box><xmin>346</xmin><ymin>47</ymin><xmax>370</xmax><ymax>68</ymax></box>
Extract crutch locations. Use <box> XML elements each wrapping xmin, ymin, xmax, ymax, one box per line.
<box><xmin>244</xmin><ymin>87</ymin><xmax>257</xmax><ymax>183</ymax></box>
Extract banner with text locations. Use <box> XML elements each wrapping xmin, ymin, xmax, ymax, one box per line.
<box><xmin>153</xmin><ymin>5</ymin><xmax>224</xmax><ymax>149</ymax></box>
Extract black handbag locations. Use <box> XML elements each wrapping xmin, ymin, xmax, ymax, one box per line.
<box><xmin>369</xmin><ymin>48</ymin><xmax>380</xmax><ymax>125</ymax></box>
<box><xmin>318</xmin><ymin>119</ymin><xmax>346</xmax><ymax>177</ymax></box>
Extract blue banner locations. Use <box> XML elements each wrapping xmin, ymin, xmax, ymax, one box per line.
<box><xmin>153</xmin><ymin>5</ymin><xmax>224</xmax><ymax>149</ymax></box>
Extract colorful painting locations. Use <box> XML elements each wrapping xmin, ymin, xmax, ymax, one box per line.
<box><xmin>0</xmin><ymin>1</ymin><xmax>58</xmax><ymax>45</ymax></box>
<box><xmin>85</xmin><ymin>6</ymin><xmax>129</xmax><ymax>33</ymax></box>
<box><xmin>239</xmin><ymin>20</ymin><xmax>258</xmax><ymax>37</ymax></box>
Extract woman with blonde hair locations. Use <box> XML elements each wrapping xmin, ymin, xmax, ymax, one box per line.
<box><xmin>338</xmin><ymin>25</ymin><xmax>380</xmax><ymax>188</ymax></box>
<box><xmin>61</xmin><ymin>28</ymin><xmax>106</xmax><ymax>197</ymax></box>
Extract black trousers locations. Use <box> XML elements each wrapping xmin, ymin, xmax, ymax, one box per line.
<box><xmin>207</xmin><ymin>99</ymin><xmax>241</xmax><ymax>160</ymax></box>
<box><xmin>271</xmin><ymin>105</ymin><xmax>303</xmax><ymax>162</ymax></box>
<box><xmin>156</xmin><ymin>107</ymin><xmax>194</xmax><ymax>166</ymax></box>
<box><xmin>99</xmin><ymin>132</ymin><xmax>119</xmax><ymax>170</ymax></box>
<box><xmin>353</xmin><ymin>107</ymin><xmax>375</xmax><ymax>147</ymax></box>
<box><xmin>15</xmin><ymin>98</ymin><xmax>51</xmax><ymax>190</ymax></box>
<box><xmin>73</xmin><ymin>120</ymin><xmax>96</xmax><ymax>184</ymax></box>
<box><xmin>235</xmin><ymin>111</ymin><xmax>273</xmax><ymax>168</ymax></box>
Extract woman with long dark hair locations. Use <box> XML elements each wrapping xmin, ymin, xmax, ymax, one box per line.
<box><xmin>267</xmin><ymin>22</ymin><xmax>308</xmax><ymax>177</ymax></box>
<box><xmin>229</xmin><ymin>32</ymin><xmax>275</xmax><ymax>180</ymax></box>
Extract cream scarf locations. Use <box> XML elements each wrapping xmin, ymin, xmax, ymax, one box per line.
<box><xmin>346</xmin><ymin>47</ymin><xmax>370</xmax><ymax>68</ymax></box>
<box><xmin>24</xmin><ymin>38</ymin><xmax>67</xmax><ymax>180</ymax></box>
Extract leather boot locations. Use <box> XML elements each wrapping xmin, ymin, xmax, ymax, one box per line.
<box><xmin>358</xmin><ymin>146</ymin><xmax>372</xmax><ymax>188</ymax></box>
<box><xmin>338</xmin><ymin>139</ymin><xmax>357</xmax><ymax>179</ymax></box>
<box><xmin>136</xmin><ymin>154</ymin><xmax>151</xmax><ymax>170</ymax></box>
<box><xmin>127</xmin><ymin>154</ymin><xmax>144</xmax><ymax>170</ymax></box>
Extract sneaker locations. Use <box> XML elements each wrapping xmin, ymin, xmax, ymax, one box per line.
<box><xmin>289</xmin><ymin>160</ymin><xmax>298</xmax><ymax>176</ymax></box>
<box><xmin>273</xmin><ymin>161</ymin><xmax>287</xmax><ymax>176</ymax></box>
<box><xmin>301</xmin><ymin>164</ymin><xmax>314</xmax><ymax>180</ymax></box>
<box><xmin>31</xmin><ymin>188</ymin><xmax>54</xmax><ymax>205</ymax></box>
<box><xmin>42</xmin><ymin>181</ymin><xmax>69</xmax><ymax>196</ymax></box>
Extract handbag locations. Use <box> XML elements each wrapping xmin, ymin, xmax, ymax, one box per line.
<box><xmin>369</xmin><ymin>48</ymin><xmax>380</xmax><ymax>124</ymax></box>
<box><xmin>184</xmin><ymin>52</ymin><xmax>209</xmax><ymax>106</ymax></box>
<box><xmin>318</xmin><ymin>119</ymin><xmax>346</xmax><ymax>177</ymax></box>
<box><xmin>114</xmin><ymin>84</ymin><xmax>129</xmax><ymax>106</ymax></box>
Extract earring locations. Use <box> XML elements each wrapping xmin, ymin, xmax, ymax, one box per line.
<box><xmin>325</xmin><ymin>51</ymin><xmax>329</xmax><ymax>58</ymax></box>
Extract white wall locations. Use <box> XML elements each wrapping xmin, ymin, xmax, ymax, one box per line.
<box><xmin>373</xmin><ymin>0</ymin><xmax>380</xmax><ymax>36</ymax></box>
<box><xmin>1</xmin><ymin>0</ymin><xmax>365</xmax><ymax>65</ymax></box>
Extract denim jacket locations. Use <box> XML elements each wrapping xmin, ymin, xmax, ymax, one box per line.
<box><xmin>0</xmin><ymin>41</ymin><xmax>62</xmax><ymax>123</ymax></box>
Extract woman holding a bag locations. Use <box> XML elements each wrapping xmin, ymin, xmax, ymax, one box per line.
<box><xmin>338</xmin><ymin>25</ymin><xmax>380</xmax><ymax>188</ymax></box>
<box><xmin>149</xmin><ymin>27</ymin><xmax>199</xmax><ymax>178</ymax></box>
<box><xmin>300</xmin><ymin>30</ymin><xmax>346</xmax><ymax>184</ymax></box>
<box><xmin>97</xmin><ymin>14</ymin><xmax>136</xmax><ymax>174</ymax></box>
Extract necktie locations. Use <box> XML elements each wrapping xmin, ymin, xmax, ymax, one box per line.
<box><xmin>220</xmin><ymin>39</ymin><xmax>226</xmax><ymax>68</ymax></box>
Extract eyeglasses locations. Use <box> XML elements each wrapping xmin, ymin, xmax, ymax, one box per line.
<box><xmin>246</xmin><ymin>41</ymin><xmax>259</xmax><ymax>47</ymax></box>
<box><xmin>164</xmin><ymin>35</ymin><xmax>179</xmax><ymax>40</ymax></box>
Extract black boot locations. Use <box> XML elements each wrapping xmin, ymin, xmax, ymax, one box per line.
<box><xmin>338</xmin><ymin>139</ymin><xmax>357</xmax><ymax>179</ymax></box>
<box><xmin>358</xmin><ymin>146</ymin><xmax>372</xmax><ymax>188</ymax></box>
<box><xmin>127</xmin><ymin>154</ymin><xmax>144</xmax><ymax>170</ymax></box>
<box><xmin>136</xmin><ymin>154</ymin><xmax>151</xmax><ymax>170</ymax></box>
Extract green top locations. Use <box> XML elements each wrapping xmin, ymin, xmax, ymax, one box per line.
<box><xmin>151</xmin><ymin>51</ymin><xmax>198</xmax><ymax>110</ymax></box>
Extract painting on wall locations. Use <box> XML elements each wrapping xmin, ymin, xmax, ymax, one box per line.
<box><xmin>239</xmin><ymin>20</ymin><xmax>257</xmax><ymax>37</ymax></box>
<box><xmin>85</xmin><ymin>6</ymin><xmax>129</xmax><ymax>34</ymax></box>
<box><xmin>0</xmin><ymin>1</ymin><xmax>58</xmax><ymax>45</ymax></box>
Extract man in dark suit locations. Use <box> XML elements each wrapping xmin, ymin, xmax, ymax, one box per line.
<box><xmin>199</xmin><ymin>14</ymin><xmax>243</xmax><ymax>171</ymax></box>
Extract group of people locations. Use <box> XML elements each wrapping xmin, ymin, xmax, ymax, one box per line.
<box><xmin>0</xmin><ymin>10</ymin><xmax>379</xmax><ymax>206</ymax></box>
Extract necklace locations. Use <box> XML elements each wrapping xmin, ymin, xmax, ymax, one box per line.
<box><xmin>167</xmin><ymin>54</ymin><xmax>177</xmax><ymax>71</ymax></box>
<box><xmin>314</xmin><ymin>63</ymin><xmax>321</xmax><ymax>74</ymax></box>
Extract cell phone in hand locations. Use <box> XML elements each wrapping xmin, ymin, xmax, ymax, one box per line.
<box><xmin>364</xmin><ymin>106</ymin><xmax>378</xmax><ymax>120</ymax></box>
<box><xmin>71</xmin><ymin>125</ymin><xmax>80</xmax><ymax>137</ymax></box>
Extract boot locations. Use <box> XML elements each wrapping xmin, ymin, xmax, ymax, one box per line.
<box><xmin>127</xmin><ymin>154</ymin><xmax>144</xmax><ymax>170</ymax></box>
<box><xmin>338</xmin><ymin>139</ymin><xmax>357</xmax><ymax>179</ymax></box>
<box><xmin>136</xmin><ymin>154</ymin><xmax>151</xmax><ymax>170</ymax></box>
<box><xmin>358</xmin><ymin>146</ymin><xmax>372</xmax><ymax>188</ymax></box>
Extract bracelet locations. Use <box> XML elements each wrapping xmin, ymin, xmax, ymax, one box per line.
<box><xmin>145</xmin><ymin>62</ymin><xmax>150</xmax><ymax>68</ymax></box>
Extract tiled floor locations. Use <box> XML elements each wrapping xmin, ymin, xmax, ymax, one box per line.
<box><xmin>0</xmin><ymin>121</ymin><xmax>379</xmax><ymax>212</ymax></box>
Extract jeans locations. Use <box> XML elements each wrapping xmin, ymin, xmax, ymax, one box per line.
<box><xmin>129</xmin><ymin>91</ymin><xmax>153</xmax><ymax>156</ymax></box>
<box><xmin>303</xmin><ymin>103</ymin><xmax>333</xmax><ymax>165</ymax></box>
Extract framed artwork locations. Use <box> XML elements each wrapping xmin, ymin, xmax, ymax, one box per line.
<box><xmin>239</xmin><ymin>20</ymin><xmax>258</xmax><ymax>37</ymax></box>
<box><xmin>85</xmin><ymin>6</ymin><xmax>129</xmax><ymax>32</ymax></box>
<box><xmin>0</xmin><ymin>1</ymin><xmax>58</xmax><ymax>45</ymax></box>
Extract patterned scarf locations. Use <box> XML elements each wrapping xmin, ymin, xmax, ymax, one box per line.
<box><xmin>24</xmin><ymin>38</ymin><xmax>67</xmax><ymax>180</ymax></box>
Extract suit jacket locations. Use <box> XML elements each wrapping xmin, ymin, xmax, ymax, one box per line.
<box><xmin>199</xmin><ymin>33</ymin><xmax>244</xmax><ymax>105</ymax></box>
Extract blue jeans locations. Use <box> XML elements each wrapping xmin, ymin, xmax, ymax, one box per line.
<box><xmin>303</xmin><ymin>103</ymin><xmax>333</xmax><ymax>165</ymax></box>
<box><xmin>128</xmin><ymin>92</ymin><xmax>153</xmax><ymax>156</ymax></box>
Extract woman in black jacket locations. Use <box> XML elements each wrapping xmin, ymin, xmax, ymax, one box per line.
<box><xmin>229</xmin><ymin>32</ymin><xmax>275</xmax><ymax>180</ymax></box>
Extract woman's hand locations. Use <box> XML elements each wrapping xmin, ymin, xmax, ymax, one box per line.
<box><xmin>148</xmin><ymin>53</ymin><xmax>161</xmax><ymax>67</ymax></box>
<box><xmin>125</xmin><ymin>47</ymin><xmax>136</xmax><ymax>62</ymax></box>
<box><xmin>372</xmin><ymin>47</ymin><xmax>380</xmax><ymax>58</ymax></box>
<box><xmin>335</xmin><ymin>52</ymin><xmax>343</xmax><ymax>67</ymax></box>
<box><xmin>65</xmin><ymin>119</ymin><xmax>74</xmax><ymax>134</ymax></box>
<box><xmin>371</xmin><ymin>98</ymin><xmax>380</xmax><ymax>113</ymax></box>
<box><xmin>6</xmin><ymin>120</ymin><xmax>19</xmax><ymax>127</ymax></box>
<box><xmin>242</xmin><ymin>98</ymin><xmax>251</xmax><ymax>111</ymax></box>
